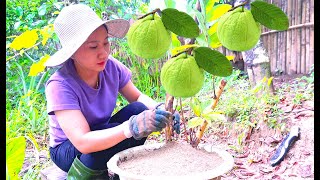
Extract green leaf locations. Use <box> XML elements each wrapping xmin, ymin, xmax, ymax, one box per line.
<box><xmin>171</xmin><ymin>44</ymin><xmax>199</xmax><ymax>56</ymax></box>
<box><xmin>209</xmin><ymin>32</ymin><xmax>222</xmax><ymax>48</ymax></box>
<box><xmin>188</xmin><ymin>117</ymin><xmax>204</xmax><ymax>128</ymax></box>
<box><xmin>194</xmin><ymin>47</ymin><xmax>232</xmax><ymax>77</ymax></box>
<box><xmin>164</xmin><ymin>0</ymin><xmax>176</xmax><ymax>8</ymax></box>
<box><xmin>195</xmin><ymin>33</ymin><xmax>207</xmax><ymax>47</ymax></box>
<box><xmin>251</xmin><ymin>1</ymin><xmax>289</xmax><ymax>30</ymax></box>
<box><xmin>206</xmin><ymin>4</ymin><xmax>232</xmax><ymax>22</ymax></box>
<box><xmin>6</xmin><ymin>136</ymin><xmax>26</xmax><ymax>179</ymax></box>
<box><xmin>194</xmin><ymin>10</ymin><xmax>206</xmax><ymax>35</ymax></box>
<box><xmin>38</xmin><ymin>4</ymin><xmax>47</xmax><ymax>16</ymax></box>
<box><xmin>202</xmin><ymin>111</ymin><xmax>226</xmax><ymax>122</ymax></box>
<box><xmin>15</xmin><ymin>6</ymin><xmax>23</xmax><ymax>17</ymax></box>
<box><xmin>267</xmin><ymin>77</ymin><xmax>274</xmax><ymax>86</ymax></box>
<box><xmin>171</xmin><ymin>33</ymin><xmax>181</xmax><ymax>49</ymax></box>
<box><xmin>191</xmin><ymin>97</ymin><xmax>202</xmax><ymax>117</ymax></box>
<box><xmin>162</xmin><ymin>8</ymin><xmax>199</xmax><ymax>38</ymax></box>
<box><xmin>14</xmin><ymin>21</ymin><xmax>21</xmax><ymax>30</ymax></box>
<box><xmin>205</xmin><ymin>0</ymin><xmax>219</xmax><ymax>13</ymax></box>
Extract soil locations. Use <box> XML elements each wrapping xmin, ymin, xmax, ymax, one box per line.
<box><xmin>21</xmin><ymin>74</ymin><xmax>314</xmax><ymax>180</ymax></box>
<box><xmin>119</xmin><ymin>141</ymin><xmax>223</xmax><ymax>176</ymax></box>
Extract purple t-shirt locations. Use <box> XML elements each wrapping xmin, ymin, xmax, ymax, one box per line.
<box><xmin>45</xmin><ymin>56</ymin><xmax>132</xmax><ymax>148</ymax></box>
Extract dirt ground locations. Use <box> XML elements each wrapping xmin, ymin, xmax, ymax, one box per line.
<box><xmin>21</xmin><ymin>75</ymin><xmax>314</xmax><ymax>180</ymax></box>
<box><xmin>201</xmin><ymin>75</ymin><xmax>314</xmax><ymax>179</ymax></box>
<box><xmin>146</xmin><ymin>74</ymin><xmax>314</xmax><ymax>179</ymax></box>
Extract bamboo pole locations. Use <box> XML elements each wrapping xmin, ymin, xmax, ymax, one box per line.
<box><xmin>271</xmin><ymin>27</ymin><xmax>277</xmax><ymax>75</ymax></box>
<box><xmin>290</xmin><ymin>0</ymin><xmax>296</xmax><ymax>75</ymax></box>
<box><xmin>281</xmin><ymin>0</ymin><xmax>287</xmax><ymax>75</ymax></box>
<box><xmin>296</xmin><ymin>0</ymin><xmax>301</xmax><ymax>74</ymax></box>
<box><xmin>285</xmin><ymin>0</ymin><xmax>291</xmax><ymax>75</ymax></box>
<box><xmin>309</xmin><ymin>0</ymin><xmax>314</xmax><ymax>68</ymax></box>
<box><xmin>275</xmin><ymin>0</ymin><xmax>281</xmax><ymax>74</ymax></box>
<box><xmin>301</xmin><ymin>0</ymin><xmax>306</xmax><ymax>74</ymax></box>
<box><xmin>305</xmin><ymin>0</ymin><xmax>310</xmax><ymax>71</ymax></box>
<box><xmin>260</xmin><ymin>22</ymin><xmax>314</xmax><ymax>36</ymax></box>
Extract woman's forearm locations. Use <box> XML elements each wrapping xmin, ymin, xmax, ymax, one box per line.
<box><xmin>77</xmin><ymin>122</ymin><xmax>128</xmax><ymax>154</ymax></box>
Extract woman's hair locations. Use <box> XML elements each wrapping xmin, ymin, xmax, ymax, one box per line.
<box><xmin>103</xmin><ymin>24</ymin><xmax>108</xmax><ymax>33</ymax></box>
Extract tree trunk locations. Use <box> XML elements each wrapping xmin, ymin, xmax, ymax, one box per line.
<box><xmin>234</xmin><ymin>0</ymin><xmax>275</xmax><ymax>93</ymax></box>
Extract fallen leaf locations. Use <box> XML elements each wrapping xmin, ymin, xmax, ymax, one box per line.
<box><xmin>302</xmin><ymin>101</ymin><xmax>314</xmax><ymax>110</ymax></box>
<box><xmin>294</xmin><ymin>110</ymin><xmax>314</xmax><ymax>118</ymax></box>
<box><xmin>235</xmin><ymin>151</ymin><xmax>250</xmax><ymax>158</ymax></box>
<box><xmin>275</xmin><ymin>164</ymin><xmax>287</xmax><ymax>175</ymax></box>
<box><xmin>271</xmin><ymin>174</ymin><xmax>282</xmax><ymax>180</ymax></box>
<box><xmin>297</xmin><ymin>164</ymin><xmax>313</xmax><ymax>178</ymax></box>
<box><xmin>234</xmin><ymin>159</ymin><xmax>244</xmax><ymax>165</ymax></box>
<box><xmin>259</xmin><ymin>165</ymin><xmax>274</xmax><ymax>174</ymax></box>
<box><xmin>233</xmin><ymin>169</ymin><xmax>256</xmax><ymax>179</ymax></box>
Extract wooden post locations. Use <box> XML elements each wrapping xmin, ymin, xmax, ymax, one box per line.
<box><xmin>290</xmin><ymin>0</ymin><xmax>296</xmax><ymax>75</ymax></box>
<box><xmin>309</xmin><ymin>0</ymin><xmax>314</xmax><ymax>69</ymax></box>
<box><xmin>301</xmin><ymin>0</ymin><xmax>306</xmax><ymax>74</ymax></box>
<box><xmin>296</xmin><ymin>0</ymin><xmax>301</xmax><ymax>74</ymax></box>
<box><xmin>286</xmin><ymin>0</ymin><xmax>292</xmax><ymax>75</ymax></box>
<box><xmin>305</xmin><ymin>0</ymin><xmax>310</xmax><ymax>72</ymax></box>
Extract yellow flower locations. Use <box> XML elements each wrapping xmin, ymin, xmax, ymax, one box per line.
<box><xmin>9</xmin><ymin>29</ymin><xmax>39</xmax><ymax>50</ymax></box>
<box><xmin>28</xmin><ymin>54</ymin><xmax>50</xmax><ymax>76</ymax></box>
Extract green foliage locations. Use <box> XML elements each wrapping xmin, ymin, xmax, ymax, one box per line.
<box><xmin>194</xmin><ymin>47</ymin><xmax>232</xmax><ymax>76</ymax></box>
<box><xmin>251</xmin><ymin>1</ymin><xmax>289</xmax><ymax>30</ymax></box>
<box><xmin>161</xmin><ymin>8</ymin><xmax>200</xmax><ymax>38</ymax></box>
<box><xmin>6</xmin><ymin>136</ymin><xmax>26</xmax><ymax>180</ymax></box>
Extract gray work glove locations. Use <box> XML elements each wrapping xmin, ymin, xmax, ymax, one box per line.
<box><xmin>155</xmin><ymin>103</ymin><xmax>181</xmax><ymax>134</ymax></box>
<box><xmin>128</xmin><ymin>109</ymin><xmax>171</xmax><ymax>140</ymax></box>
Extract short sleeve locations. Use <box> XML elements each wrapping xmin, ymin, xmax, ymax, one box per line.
<box><xmin>111</xmin><ymin>57</ymin><xmax>132</xmax><ymax>89</ymax></box>
<box><xmin>45</xmin><ymin>80</ymin><xmax>80</xmax><ymax>115</ymax></box>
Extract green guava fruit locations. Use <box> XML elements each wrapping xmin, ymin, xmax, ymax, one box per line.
<box><xmin>217</xmin><ymin>7</ymin><xmax>261</xmax><ymax>51</ymax></box>
<box><xmin>160</xmin><ymin>53</ymin><xmax>204</xmax><ymax>98</ymax></box>
<box><xmin>127</xmin><ymin>13</ymin><xmax>171</xmax><ymax>59</ymax></box>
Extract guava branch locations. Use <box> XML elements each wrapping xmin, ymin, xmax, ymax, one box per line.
<box><xmin>229</xmin><ymin>1</ymin><xmax>249</xmax><ymax>12</ymax></box>
<box><xmin>211</xmin><ymin>79</ymin><xmax>227</xmax><ymax>109</ymax></box>
<box><xmin>179</xmin><ymin>98</ymin><xmax>189</xmax><ymax>142</ymax></box>
<box><xmin>138</xmin><ymin>8</ymin><xmax>161</xmax><ymax>20</ymax></box>
<box><xmin>165</xmin><ymin>93</ymin><xmax>174</xmax><ymax>142</ymax></box>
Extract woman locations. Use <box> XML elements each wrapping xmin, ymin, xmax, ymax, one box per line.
<box><xmin>44</xmin><ymin>4</ymin><xmax>179</xmax><ymax>179</ymax></box>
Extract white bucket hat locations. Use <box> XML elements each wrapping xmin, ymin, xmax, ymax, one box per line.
<box><xmin>44</xmin><ymin>4</ymin><xmax>129</xmax><ymax>67</ymax></box>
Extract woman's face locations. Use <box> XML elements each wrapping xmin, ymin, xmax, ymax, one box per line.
<box><xmin>72</xmin><ymin>25</ymin><xmax>110</xmax><ymax>73</ymax></box>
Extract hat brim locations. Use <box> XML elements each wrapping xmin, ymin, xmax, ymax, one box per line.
<box><xmin>44</xmin><ymin>19</ymin><xmax>129</xmax><ymax>67</ymax></box>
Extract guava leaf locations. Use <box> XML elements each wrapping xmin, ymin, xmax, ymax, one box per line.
<box><xmin>191</xmin><ymin>97</ymin><xmax>202</xmax><ymax>117</ymax></box>
<box><xmin>38</xmin><ymin>4</ymin><xmax>47</xmax><ymax>16</ymax></box>
<box><xmin>188</xmin><ymin>117</ymin><xmax>204</xmax><ymax>128</ymax></box>
<box><xmin>162</xmin><ymin>8</ymin><xmax>199</xmax><ymax>38</ymax></box>
<box><xmin>195</xmin><ymin>33</ymin><xmax>207</xmax><ymax>47</ymax></box>
<box><xmin>209</xmin><ymin>32</ymin><xmax>222</xmax><ymax>48</ymax></box>
<box><xmin>171</xmin><ymin>33</ymin><xmax>181</xmax><ymax>49</ymax></box>
<box><xmin>208</xmin><ymin>22</ymin><xmax>218</xmax><ymax>36</ymax></box>
<box><xmin>6</xmin><ymin>136</ymin><xmax>26</xmax><ymax>179</ymax></box>
<box><xmin>205</xmin><ymin>0</ymin><xmax>220</xmax><ymax>13</ymax></box>
<box><xmin>206</xmin><ymin>4</ymin><xmax>232</xmax><ymax>22</ymax></box>
<box><xmin>251</xmin><ymin>1</ymin><xmax>289</xmax><ymax>30</ymax></box>
<box><xmin>194</xmin><ymin>47</ymin><xmax>232</xmax><ymax>77</ymax></box>
<box><xmin>164</xmin><ymin>0</ymin><xmax>176</xmax><ymax>8</ymax></box>
<box><xmin>171</xmin><ymin>44</ymin><xmax>199</xmax><ymax>56</ymax></box>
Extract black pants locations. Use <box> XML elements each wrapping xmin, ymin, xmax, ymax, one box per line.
<box><xmin>49</xmin><ymin>102</ymin><xmax>148</xmax><ymax>172</ymax></box>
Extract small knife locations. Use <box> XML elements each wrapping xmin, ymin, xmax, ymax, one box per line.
<box><xmin>270</xmin><ymin>126</ymin><xmax>300</xmax><ymax>167</ymax></box>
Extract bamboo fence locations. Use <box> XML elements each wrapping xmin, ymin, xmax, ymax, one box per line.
<box><xmin>220</xmin><ymin>0</ymin><xmax>314</xmax><ymax>75</ymax></box>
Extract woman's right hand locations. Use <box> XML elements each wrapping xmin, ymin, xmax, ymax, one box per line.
<box><xmin>128</xmin><ymin>109</ymin><xmax>171</xmax><ymax>140</ymax></box>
